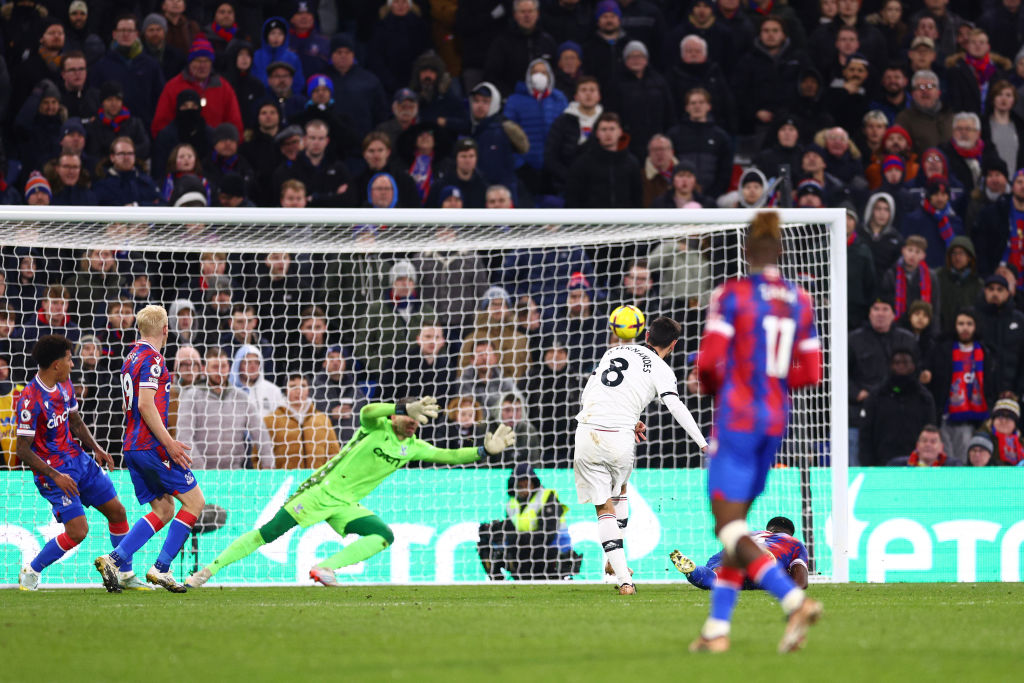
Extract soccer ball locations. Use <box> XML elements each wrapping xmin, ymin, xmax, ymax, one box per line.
<box><xmin>609</xmin><ymin>305</ymin><xmax>645</xmax><ymax>340</ymax></box>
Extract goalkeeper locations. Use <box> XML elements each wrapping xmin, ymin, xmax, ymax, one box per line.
<box><xmin>186</xmin><ymin>398</ymin><xmax>515</xmax><ymax>587</ymax></box>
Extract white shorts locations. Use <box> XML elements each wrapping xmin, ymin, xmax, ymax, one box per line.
<box><xmin>573</xmin><ymin>425</ymin><xmax>635</xmax><ymax>505</ymax></box>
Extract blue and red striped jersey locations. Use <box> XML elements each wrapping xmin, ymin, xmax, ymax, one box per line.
<box><xmin>698</xmin><ymin>266</ymin><xmax>820</xmax><ymax>436</ymax></box>
<box><xmin>707</xmin><ymin>530</ymin><xmax>809</xmax><ymax>573</ymax></box>
<box><xmin>121</xmin><ymin>341</ymin><xmax>171</xmax><ymax>451</ymax></box>
<box><xmin>15</xmin><ymin>376</ymin><xmax>86</xmax><ymax>469</ymax></box>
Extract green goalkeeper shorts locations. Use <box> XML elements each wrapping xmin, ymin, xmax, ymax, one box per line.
<box><xmin>285</xmin><ymin>485</ymin><xmax>374</xmax><ymax>529</ymax></box>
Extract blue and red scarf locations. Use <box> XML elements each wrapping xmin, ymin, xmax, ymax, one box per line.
<box><xmin>211</xmin><ymin>151</ymin><xmax>238</xmax><ymax>173</ymax></box>
<box><xmin>993</xmin><ymin>429</ymin><xmax>1024</xmax><ymax>465</ymax></box>
<box><xmin>964</xmin><ymin>53</ymin><xmax>997</xmax><ymax>86</ymax></box>
<box><xmin>923</xmin><ymin>197</ymin><xmax>955</xmax><ymax>246</ymax></box>
<box><xmin>97</xmin><ymin>107</ymin><xmax>131</xmax><ymax>132</ymax></box>
<box><xmin>947</xmin><ymin>343</ymin><xmax>987</xmax><ymax>421</ymax></box>
<box><xmin>894</xmin><ymin>258</ymin><xmax>931</xmax><ymax>318</ymax></box>
<box><xmin>750</xmin><ymin>0</ymin><xmax>774</xmax><ymax>16</ymax></box>
<box><xmin>908</xmin><ymin>451</ymin><xmax>948</xmax><ymax>467</ymax></box>
<box><xmin>210</xmin><ymin>22</ymin><xmax>237</xmax><ymax>42</ymax></box>
<box><xmin>847</xmin><ymin>231</ymin><xmax>857</xmax><ymax>247</ymax></box>
<box><xmin>409</xmin><ymin>153</ymin><xmax>432</xmax><ymax>201</ymax></box>
<box><xmin>1004</xmin><ymin>201</ymin><xmax>1024</xmax><ymax>290</ymax></box>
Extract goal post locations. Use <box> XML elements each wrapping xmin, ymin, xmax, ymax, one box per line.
<box><xmin>0</xmin><ymin>206</ymin><xmax>848</xmax><ymax>586</ymax></box>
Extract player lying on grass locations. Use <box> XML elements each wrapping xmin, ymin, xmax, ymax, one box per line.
<box><xmin>95</xmin><ymin>305</ymin><xmax>204</xmax><ymax>594</ymax></box>
<box><xmin>575</xmin><ymin>317</ymin><xmax>708</xmax><ymax>595</ymax></box>
<box><xmin>16</xmin><ymin>335</ymin><xmax>138</xmax><ymax>591</ymax></box>
<box><xmin>186</xmin><ymin>398</ymin><xmax>515</xmax><ymax>587</ymax></box>
<box><xmin>670</xmin><ymin>516</ymin><xmax>808</xmax><ymax>591</ymax></box>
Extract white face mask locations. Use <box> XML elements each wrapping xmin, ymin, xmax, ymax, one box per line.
<box><xmin>529</xmin><ymin>72</ymin><xmax>549</xmax><ymax>92</ymax></box>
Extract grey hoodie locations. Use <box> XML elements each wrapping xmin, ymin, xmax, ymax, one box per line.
<box><xmin>175</xmin><ymin>380</ymin><xmax>275</xmax><ymax>470</ymax></box>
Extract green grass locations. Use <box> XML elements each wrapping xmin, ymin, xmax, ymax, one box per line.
<box><xmin>2</xmin><ymin>583</ymin><xmax>1021</xmax><ymax>682</ymax></box>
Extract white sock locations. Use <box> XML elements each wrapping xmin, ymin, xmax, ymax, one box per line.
<box><xmin>598</xmin><ymin>514</ymin><xmax>630</xmax><ymax>585</ymax></box>
<box><xmin>612</xmin><ymin>495</ymin><xmax>628</xmax><ymax>529</ymax></box>
<box><xmin>781</xmin><ymin>588</ymin><xmax>805</xmax><ymax>615</ymax></box>
<box><xmin>701</xmin><ymin>618</ymin><xmax>731</xmax><ymax>639</ymax></box>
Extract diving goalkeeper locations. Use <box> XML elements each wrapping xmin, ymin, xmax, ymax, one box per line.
<box><xmin>185</xmin><ymin>398</ymin><xmax>515</xmax><ymax>587</ymax></box>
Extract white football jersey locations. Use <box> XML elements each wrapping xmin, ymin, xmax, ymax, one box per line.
<box><xmin>576</xmin><ymin>343</ymin><xmax>679</xmax><ymax>430</ymax></box>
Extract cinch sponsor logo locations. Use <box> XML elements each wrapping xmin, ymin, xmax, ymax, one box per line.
<box><xmin>46</xmin><ymin>409</ymin><xmax>70</xmax><ymax>430</ymax></box>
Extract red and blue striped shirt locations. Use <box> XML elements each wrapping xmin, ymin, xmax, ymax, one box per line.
<box><xmin>15</xmin><ymin>376</ymin><xmax>85</xmax><ymax>469</ymax></box>
<box><xmin>121</xmin><ymin>341</ymin><xmax>171</xmax><ymax>452</ymax></box>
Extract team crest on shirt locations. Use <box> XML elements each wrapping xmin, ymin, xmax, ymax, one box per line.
<box><xmin>184</xmin><ymin>472</ymin><xmax>195</xmax><ymax>485</ymax></box>
<box><xmin>400</xmin><ymin>445</ymin><xmax>408</xmax><ymax>458</ymax></box>
<box><xmin>59</xmin><ymin>386</ymin><xmax>69</xmax><ymax>402</ymax></box>
<box><xmin>61</xmin><ymin>495</ymin><xmax>71</xmax><ymax>506</ymax></box>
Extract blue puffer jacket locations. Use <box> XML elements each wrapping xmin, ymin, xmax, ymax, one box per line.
<box><xmin>502</xmin><ymin>59</ymin><xmax>568</xmax><ymax>170</ymax></box>
<box><xmin>252</xmin><ymin>17</ymin><xmax>305</xmax><ymax>95</ymax></box>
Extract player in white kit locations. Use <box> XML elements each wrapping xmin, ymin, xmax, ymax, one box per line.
<box><xmin>574</xmin><ymin>317</ymin><xmax>708</xmax><ymax>594</ymax></box>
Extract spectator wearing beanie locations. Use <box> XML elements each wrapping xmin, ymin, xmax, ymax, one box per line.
<box><xmin>901</xmin><ymin>177</ymin><xmax>965</xmax><ymax>268</ymax></box>
<box><xmin>253</xmin><ymin>17</ymin><xmax>305</xmax><ymax>96</ymax></box>
<box><xmin>161</xmin><ymin>0</ymin><xmax>202</xmax><ymax>55</ymax></box>
<box><xmin>142</xmin><ymin>12</ymin><xmax>187</xmax><ymax>81</ymax></box>
<box><xmin>866</xmin><ymin>125</ymin><xmax>920</xmax><ymax>189</ymax></box>
<box><xmin>152</xmin><ymin>89</ymin><xmax>214</xmax><ymax>180</ymax></box>
<box><xmin>987</xmin><ymin>396</ymin><xmax>1024</xmax><ymax>465</ymax></box>
<box><xmin>552</xmin><ymin>41</ymin><xmax>583</xmax><ymax>96</ymax></box>
<box><xmin>13</xmin><ymin>78</ymin><xmax>65</xmax><ymax>178</ymax></box>
<box><xmin>289</xmin><ymin>74</ymin><xmax>360</xmax><ymax>160</ymax></box>
<box><xmin>91</xmin><ymin>15</ymin><xmax>166</xmax><ymax>127</ymax></box>
<box><xmin>151</xmin><ymin>35</ymin><xmax>244</xmax><ymax>140</ymax></box>
<box><xmin>24</xmin><ymin>172</ymin><xmax>52</xmax><ymax>205</ymax></box>
<box><xmin>582</xmin><ymin>0</ymin><xmax>631</xmax><ymax>93</ymax></box>
<box><xmin>215</xmin><ymin>172</ymin><xmax>254</xmax><ymax>208</ymax></box>
<box><xmin>85</xmin><ymin>81</ymin><xmax>152</xmax><ymax>165</ymax></box>
<box><xmin>206</xmin><ymin>123</ymin><xmax>255</xmax><ymax>196</ymax></box>
<box><xmin>965</xmin><ymin>430</ymin><xmax>997</xmax><ymax>466</ymax></box>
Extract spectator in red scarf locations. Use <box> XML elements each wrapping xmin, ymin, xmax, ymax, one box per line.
<box><xmin>900</xmin><ymin>178</ymin><xmax>964</xmax><ymax>268</ymax></box>
<box><xmin>940</xmin><ymin>112</ymin><xmax>987</xmax><ymax>192</ymax></box>
<box><xmin>946</xmin><ymin>28</ymin><xmax>1010</xmax><ymax>116</ymax></box>
<box><xmin>986</xmin><ymin>395</ymin><xmax>1024</xmax><ymax>465</ymax></box>
<box><xmin>920</xmin><ymin>308</ymin><xmax>997</xmax><ymax>459</ymax></box>
<box><xmin>887</xmin><ymin>424</ymin><xmax>963</xmax><ymax>466</ymax></box>
<box><xmin>204</xmin><ymin>2</ymin><xmax>246</xmax><ymax>67</ymax></box>
<box><xmin>881</xmin><ymin>235</ymin><xmax>941</xmax><ymax>327</ymax></box>
<box><xmin>85</xmin><ymin>81</ymin><xmax>152</xmax><ymax>164</ymax></box>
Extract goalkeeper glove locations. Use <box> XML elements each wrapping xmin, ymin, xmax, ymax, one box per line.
<box><xmin>481</xmin><ymin>424</ymin><xmax>516</xmax><ymax>456</ymax></box>
<box><xmin>397</xmin><ymin>396</ymin><xmax>439</xmax><ymax>424</ymax></box>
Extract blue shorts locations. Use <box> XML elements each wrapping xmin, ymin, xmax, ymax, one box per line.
<box><xmin>124</xmin><ymin>448</ymin><xmax>198</xmax><ymax>505</ymax></box>
<box><xmin>706</xmin><ymin>428</ymin><xmax>784</xmax><ymax>503</ymax></box>
<box><xmin>35</xmin><ymin>455</ymin><xmax>118</xmax><ymax>523</ymax></box>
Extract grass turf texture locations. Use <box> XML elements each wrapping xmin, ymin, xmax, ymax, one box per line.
<box><xmin>2</xmin><ymin>583</ymin><xmax>1020</xmax><ymax>682</ymax></box>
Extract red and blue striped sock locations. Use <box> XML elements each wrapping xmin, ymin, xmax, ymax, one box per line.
<box><xmin>30</xmin><ymin>533</ymin><xmax>79</xmax><ymax>573</ymax></box>
<box><xmin>748</xmin><ymin>554</ymin><xmax>801</xmax><ymax>608</ymax></box>
<box><xmin>108</xmin><ymin>521</ymin><xmax>131</xmax><ymax>572</ymax></box>
<box><xmin>708</xmin><ymin>566</ymin><xmax>743</xmax><ymax>623</ymax></box>
<box><xmin>154</xmin><ymin>510</ymin><xmax>197</xmax><ymax>573</ymax></box>
<box><xmin>111</xmin><ymin>512</ymin><xmax>164</xmax><ymax>570</ymax></box>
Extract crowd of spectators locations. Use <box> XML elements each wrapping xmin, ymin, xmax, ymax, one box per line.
<box><xmin>1</xmin><ymin>0</ymin><xmax>1024</xmax><ymax>469</ymax></box>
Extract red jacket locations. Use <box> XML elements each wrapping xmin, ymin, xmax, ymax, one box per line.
<box><xmin>151</xmin><ymin>72</ymin><xmax>244</xmax><ymax>138</ymax></box>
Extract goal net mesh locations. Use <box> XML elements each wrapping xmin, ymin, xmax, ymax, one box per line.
<box><xmin>0</xmin><ymin>211</ymin><xmax>837</xmax><ymax>585</ymax></box>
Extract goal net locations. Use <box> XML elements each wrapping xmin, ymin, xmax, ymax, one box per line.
<box><xmin>0</xmin><ymin>207</ymin><xmax>848</xmax><ymax>586</ymax></box>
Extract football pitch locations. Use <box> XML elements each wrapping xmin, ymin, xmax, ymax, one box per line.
<box><xmin>2</xmin><ymin>583</ymin><xmax>1021</xmax><ymax>682</ymax></box>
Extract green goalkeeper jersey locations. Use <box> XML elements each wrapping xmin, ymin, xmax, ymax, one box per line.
<box><xmin>288</xmin><ymin>402</ymin><xmax>480</xmax><ymax>505</ymax></box>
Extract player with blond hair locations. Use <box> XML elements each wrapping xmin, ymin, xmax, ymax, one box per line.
<box><xmin>94</xmin><ymin>305</ymin><xmax>205</xmax><ymax>593</ymax></box>
<box><xmin>690</xmin><ymin>212</ymin><xmax>824</xmax><ymax>653</ymax></box>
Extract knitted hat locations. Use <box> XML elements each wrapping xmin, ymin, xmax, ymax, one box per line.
<box><xmin>330</xmin><ymin>33</ymin><xmax>355</xmax><ymax>54</ymax></box>
<box><xmin>177</xmin><ymin>89</ymin><xmax>201</xmax><ymax>108</ymax></box>
<box><xmin>926</xmin><ymin>177</ymin><xmax>950</xmax><ymax>196</ymax></box>
<box><xmin>439</xmin><ymin>186</ymin><xmax>462</xmax><ymax>203</ymax></box>
<box><xmin>882</xmin><ymin>155</ymin><xmax>905</xmax><ymax>172</ymax></box>
<box><xmin>24</xmin><ymin>172</ymin><xmax>52</xmax><ymax>200</ymax></box>
<box><xmin>992</xmin><ymin>397</ymin><xmax>1021</xmax><ymax>421</ymax></box>
<box><xmin>171</xmin><ymin>174</ymin><xmax>207</xmax><ymax>207</ymax></box>
<box><xmin>389</xmin><ymin>260</ymin><xmax>417</xmax><ymax>284</ymax></box>
<box><xmin>263</xmin><ymin>17</ymin><xmax>288</xmax><ymax>40</ymax></box>
<box><xmin>595</xmin><ymin>0</ymin><xmax>621</xmax><ymax>20</ymax></box>
<box><xmin>983</xmin><ymin>157</ymin><xmax>1009</xmax><ymax>177</ymax></box>
<box><xmin>481</xmin><ymin>286</ymin><xmax>512</xmax><ymax>309</ymax></box>
<box><xmin>68</xmin><ymin>0</ymin><xmax>88</xmax><ymax>15</ymax></box>
<box><xmin>674</xmin><ymin>160</ymin><xmax>698</xmax><ymax>177</ymax></box>
<box><xmin>100</xmin><ymin>80</ymin><xmax>123</xmax><ymax>102</ymax></box>
<box><xmin>967</xmin><ymin>431</ymin><xmax>995</xmax><ymax>454</ymax></box>
<box><xmin>873</xmin><ymin>293</ymin><xmax>895</xmax><ymax>310</ymax></box>
<box><xmin>984</xmin><ymin>273</ymin><xmax>1010</xmax><ymax>289</ymax></box>
<box><xmin>188</xmin><ymin>36</ymin><xmax>215</xmax><ymax>63</ymax></box>
<box><xmin>60</xmin><ymin>117</ymin><xmax>86</xmax><ymax>139</ymax></box>
<box><xmin>796</xmin><ymin>178</ymin><xmax>824</xmax><ymax>198</ymax></box>
<box><xmin>142</xmin><ymin>13</ymin><xmax>167</xmax><ymax>34</ymax></box>
<box><xmin>306</xmin><ymin>74</ymin><xmax>333</xmax><ymax>97</ymax></box>
<box><xmin>212</xmin><ymin>123</ymin><xmax>239</xmax><ymax>144</ymax></box>
<box><xmin>567</xmin><ymin>271</ymin><xmax>592</xmax><ymax>291</ymax></box>
<box><xmin>273</xmin><ymin>124</ymin><xmax>303</xmax><ymax>145</ymax></box>
<box><xmin>623</xmin><ymin>40</ymin><xmax>648</xmax><ymax>60</ymax></box>
<box><xmin>558</xmin><ymin>41</ymin><xmax>582</xmax><ymax>58</ymax></box>
<box><xmin>883</xmin><ymin>125</ymin><xmax>912</xmax><ymax>148</ymax></box>
<box><xmin>266</xmin><ymin>60</ymin><xmax>295</xmax><ymax>76</ymax></box>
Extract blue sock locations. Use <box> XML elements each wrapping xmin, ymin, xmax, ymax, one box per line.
<box><xmin>109</xmin><ymin>532</ymin><xmax>130</xmax><ymax>572</ymax></box>
<box><xmin>154</xmin><ymin>513</ymin><xmax>195</xmax><ymax>573</ymax></box>
<box><xmin>112</xmin><ymin>513</ymin><xmax>162</xmax><ymax>571</ymax></box>
<box><xmin>752</xmin><ymin>562</ymin><xmax>799</xmax><ymax>602</ymax></box>
<box><xmin>30</xmin><ymin>535</ymin><xmax>73</xmax><ymax>572</ymax></box>
<box><xmin>709</xmin><ymin>580</ymin><xmax>740</xmax><ymax>622</ymax></box>
<box><xmin>686</xmin><ymin>565</ymin><xmax>718</xmax><ymax>590</ymax></box>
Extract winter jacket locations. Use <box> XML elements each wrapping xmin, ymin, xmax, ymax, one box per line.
<box><xmin>251</xmin><ymin>18</ymin><xmax>304</xmax><ymax>95</ymax></box>
<box><xmin>972</xmin><ymin>194</ymin><xmax>1020</xmax><ymax>277</ymax></box>
<box><xmin>229</xmin><ymin>344</ymin><xmax>285</xmax><ymax>417</ymax></box>
<box><xmin>52</xmin><ymin>185</ymin><xmax>99</xmax><ymax>206</ymax></box>
<box><xmin>222</xmin><ymin>40</ymin><xmax>266</xmax><ymax>130</ymax></box>
<box><xmin>459</xmin><ymin>310</ymin><xmax>531</xmax><ymax>381</ymax></box>
<box><xmin>544</xmin><ymin>102</ymin><xmax>603</xmax><ymax>195</ymax></box>
<box><xmin>503</xmin><ymin>59</ymin><xmax>568</xmax><ymax>171</ymax></box>
<box><xmin>264</xmin><ymin>402</ymin><xmax>340</xmax><ymax>469</ymax></box>
<box><xmin>92</xmin><ymin>166</ymin><xmax>162</xmax><ymax>206</ymax></box>
<box><xmin>13</xmin><ymin>95</ymin><xmax>63</xmax><ymax>177</ymax></box>
<box><xmin>410</xmin><ymin>52</ymin><xmax>469</xmax><ymax>134</ymax></box>
<box><xmin>484</xmin><ymin>23</ymin><xmax>558</xmax><ymax>98</ymax></box>
<box><xmin>175</xmin><ymin>382</ymin><xmax>275</xmax><ymax>469</ymax></box>
<box><xmin>945</xmin><ymin>52</ymin><xmax>1011</xmax><ymax>116</ymax></box>
<box><xmin>666</xmin><ymin>118</ymin><xmax>734</xmax><ymax>198</ymax></box>
<box><xmin>565</xmin><ymin>140</ymin><xmax>643</xmax><ymax>209</ymax></box>
<box><xmin>85</xmin><ymin>114</ymin><xmax>151</xmax><ymax>164</ymax></box>
<box><xmin>151</xmin><ymin>71</ymin><xmax>244</xmax><ymax>140</ymax></box>
<box><xmin>581</xmin><ymin>28</ymin><xmax>630</xmax><ymax>92</ymax></box>
<box><xmin>609</xmin><ymin>66</ymin><xmax>676</xmax><ymax>162</ymax></box>
<box><xmin>425</xmin><ymin>158</ymin><xmax>489</xmax><ymax>208</ymax></box>
<box><xmin>271</xmin><ymin>152</ymin><xmax>352</xmax><ymax>206</ymax></box>
<box><xmin>667</xmin><ymin>60</ymin><xmax>737</xmax><ymax>134</ymax></box>
<box><xmin>880</xmin><ymin>261</ymin><xmax>942</xmax><ymax>333</ymax></box>
<box><xmin>859</xmin><ymin>373</ymin><xmax>937</xmax><ymax>466</ymax></box>
<box><xmin>934</xmin><ymin>235</ymin><xmax>984</xmax><ymax>335</ymax></box>
<box><xmin>367</xmin><ymin>9</ymin><xmax>432</xmax><ymax>95</ymax></box>
<box><xmin>896</xmin><ymin>104</ymin><xmax>955</xmax><ymax>157</ymax></box>
<box><xmin>384</xmin><ymin>345</ymin><xmax>456</xmax><ymax>404</ymax></box>
<box><xmin>976</xmin><ymin>298</ymin><xmax>1024</xmax><ymax>397</ymax></box>
<box><xmin>326</xmin><ymin>62</ymin><xmax>389</xmax><ymax>140</ymax></box>
<box><xmin>899</xmin><ymin>203</ymin><xmax>965</xmax><ymax>269</ymax></box>
<box><xmin>848</xmin><ymin>321</ymin><xmax>919</xmax><ymax>424</ymax></box>
<box><xmin>848</xmin><ymin>234</ymin><xmax>878</xmax><ymax>331</ymax></box>
<box><xmin>731</xmin><ymin>38</ymin><xmax>807</xmax><ymax>134</ymax></box>
<box><xmin>860</xmin><ymin>192</ymin><xmax>904</xmax><ymax>278</ymax></box>
<box><xmin>90</xmin><ymin>47</ymin><xmax>165</xmax><ymax>126</ymax></box>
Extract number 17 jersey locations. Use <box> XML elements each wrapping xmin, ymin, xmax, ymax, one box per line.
<box><xmin>121</xmin><ymin>340</ymin><xmax>171</xmax><ymax>452</ymax></box>
<box><xmin>576</xmin><ymin>343</ymin><xmax>680</xmax><ymax>430</ymax></box>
